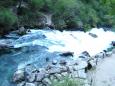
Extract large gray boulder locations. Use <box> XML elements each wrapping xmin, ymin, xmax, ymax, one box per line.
<box><xmin>13</xmin><ymin>70</ymin><xmax>25</xmax><ymax>83</ymax></box>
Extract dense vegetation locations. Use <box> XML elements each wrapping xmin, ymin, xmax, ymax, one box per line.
<box><xmin>0</xmin><ymin>0</ymin><xmax>115</xmax><ymax>35</ymax></box>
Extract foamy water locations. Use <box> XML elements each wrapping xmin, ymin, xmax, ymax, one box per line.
<box><xmin>14</xmin><ymin>28</ymin><xmax>115</xmax><ymax>57</ymax></box>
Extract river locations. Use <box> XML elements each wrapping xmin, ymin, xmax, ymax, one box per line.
<box><xmin>0</xmin><ymin>28</ymin><xmax>115</xmax><ymax>86</ymax></box>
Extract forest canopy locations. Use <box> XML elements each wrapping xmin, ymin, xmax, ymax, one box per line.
<box><xmin>0</xmin><ymin>0</ymin><xmax>115</xmax><ymax>34</ymax></box>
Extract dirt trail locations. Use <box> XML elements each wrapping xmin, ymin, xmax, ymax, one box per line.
<box><xmin>88</xmin><ymin>54</ymin><xmax>115</xmax><ymax>86</ymax></box>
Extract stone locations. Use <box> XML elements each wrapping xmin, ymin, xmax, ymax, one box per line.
<box><xmin>111</xmin><ymin>41</ymin><xmax>115</xmax><ymax>46</ymax></box>
<box><xmin>71</xmin><ymin>71</ymin><xmax>79</xmax><ymax>78</ymax></box>
<box><xmin>95</xmin><ymin>52</ymin><xmax>104</xmax><ymax>58</ymax></box>
<box><xmin>106</xmin><ymin>51</ymin><xmax>112</xmax><ymax>57</ymax></box>
<box><xmin>77</xmin><ymin>61</ymin><xmax>87</xmax><ymax>70</ymax></box>
<box><xmin>52</xmin><ymin>60</ymin><xmax>57</xmax><ymax>65</ymax></box>
<box><xmin>36</xmin><ymin>72</ymin><xmax>45</xmax><ymax>82</ymax></box>
<box><xmin>78</xmin><ymin>69</ymin><xmax>87</xmax><ymax>79</ymax></box>
<box><xmin>112</xmin><ymin>49</ymin><xmax>115</xmax><ymax>54</ymax></box>
<box><xmin>17</xmin><ymin>27</ymin><xmax>27</xmax><ymax>35</ymax></box>
<box><xmin>59</xmin><ymin>59</ymin><xmax>67</xmax><ymax>65</ymax></box>
<box><xmin>81</xmin><ymin>51</ymin><xmax>90</xmax><ymax>57</ymax></box>
<box><xmin>48</xmin><ymin>67</ymin><xmax>61</xmax><ymax>74</ymax></box>
<box><xmin>54</xmin><ymin>74</ymin><xmax>62</xmax><ymax>80</ymax></box>
<box><xmin>46</xmin><ymin>64</ymin><xmax>53</xmax><ymax>70</ymax></box>
<box><xmin>25</xmin><ymin>82</ymin><xmax>36</xmax><ymax>86</ymax></box>
<box><xmin>61</xmin><ymin>72</ymin><xmax>68</xmax><ymax>77</ymax></box>
<box><xmin>24</xmin><ymin>64</ymin><xmax>37</xmax><ymax>76</ymax></box>
<box><xmin>13</xmin><ymin>70</ymin><xmax>25</xmax><ymax>83</ymax></box>
<box><xmin>42</xmin><ymin>78</ymin><xmax>52</xmax><ymax>85</ymax></box>
<box><xmin>60</xmin><ymin>66</ymin><xmax>69</xmax><ymax>72</ymax></box>
<box><xmin>26</xmin><ymin>73</ymin><xmax>36</xmax><ymax>82</ymax></box>
<box><xmin>89</xmin><ymin>33</ymin><xmax>98</xmax><ymax>38</ymax></box>
<box><xmin>17</xmin><ymin>81</ymin><xmax>25</xmax><ymax>86</ymax></box>
<box><xmin>59</xmin><ymin>52</ymin><xmax>74</xmax><ymax>57</ymax></box>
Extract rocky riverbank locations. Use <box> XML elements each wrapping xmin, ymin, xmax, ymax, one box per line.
<box><xmin>12</xmin><ymin>48</ymin><xmax>115</xmax><ymax>86</ymax></box>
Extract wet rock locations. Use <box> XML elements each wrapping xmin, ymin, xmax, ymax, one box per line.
<box><xmin>59</xmin><ymin>52</ymin><xmax>74</xmax><ymax>57</ymax></box>
<box><xmin>13</xmin><ymin>70</ymin><xmax>25</xmax><ymax>83</ymax></box>
<box><xmin>24</xmin><ymin>64</ymin><xmax>37</xmax><ymax>76</ymax></box>
<box><xmin>17</xmin><ymin>27</ymin><xmax>27</xmax><ymax>36</ymax></box>
<box><xmin>25</xmin><ymin>82</ymin><xmax>36</xmax><ymax>86</ymax></box>
<box><xmin>81</xmin><ymin>51</ymin><xmax>90</xmax><ymax>57</ymax></box>
<box><xmin>89</xmin><ymin>33</ymin><xmax>98</xmax><ymax>38</ymax></box>
<box><xmin>46</xmin><ymin>64</ymin><xmax>53</xmax><ymax>70</ymax></box>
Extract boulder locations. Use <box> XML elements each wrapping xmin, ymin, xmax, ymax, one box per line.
<box><xmin>13</xmin><ymin>70</ymin><xmax>25</xmax><ymax>83</ymax></box>
<box><xmin>26</xmin><ymin>73</ymin><xmax>36</xmax><ymax>82</ymax></box>
<box><xmin>106</xmin><ymin>51</ymin><xmax>112</xmax><ymax>57</ymax></box>
<box><xmin>111</xmin><ymin>41</ymin><xmax>115</xmax><ymax>46</ymax></box>
<box><xmin>52</xmin><ymin>60</ymin><xmax>57</xmax><ymax>65</ymax></box>
<box><xmin>24</xmin><ymin>64</ymin><xmax>37</xmax><ymax>76</ymax></box>
<box><xmin>36</xmin><ymin>72</ymin><xmax>46</xmax><ymax>82</ymax></box>
<box><xmin>89</xmin><ymin>33</ymin><xmax>98</xmax><ymax>38</ymax></box>
<box><xmin>59</xmin><ymin>59</ymin><xmax>67</xmax><ymax>65</ymax></box>
<box><xmin>95</xmin><ymin>52</ymin><xmax>105</xmax><ymax>58</ymax></box>
<box><xmin>42</xmin><ymin>78</ymin><xmax>52</xmax><ymax>85</ymax></box>
<box><xmin>17</xmin><ymin>27</ymin><xmax>27</xmax><ymax>35</ymax></box>
<box><xmin>48</xmin><ymin>67</ymin><xmax>61</xmax><ymax>74</ymax></box>
<box><xmin>81</xmin><ymin>51</ymin><xmax>90</xmax><ymax>57</ymax></box>
<box><xmin>59</xmin><ymin>52</ymin><xmax>74</xmax><ymax>57</ymax></box>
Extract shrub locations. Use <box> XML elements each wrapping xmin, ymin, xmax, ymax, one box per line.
<box><xmin>51</xmin><ymin>76</ymin><xmax>84</xmax><ymax>86</ymax></box>
<box><xmin>0</xmin><ymin>7</ymin><xmax>17</xmax><ymax>28</ymax></box>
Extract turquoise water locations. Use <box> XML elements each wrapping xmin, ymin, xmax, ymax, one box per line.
<box><xmin>0</xmin><ymin>46</ymin><xmax>60</xmax><ymax>86</ymax></box>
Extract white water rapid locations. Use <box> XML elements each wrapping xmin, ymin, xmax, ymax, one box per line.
<box><xmin>14</xmin><ymin>28</ymin><xmax>115</xmax><ymax>57</ymax></box>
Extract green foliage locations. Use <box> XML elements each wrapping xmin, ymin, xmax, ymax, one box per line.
<box><xmin>0</xmin><ymin>8</ymin><xmax>17</xmax><ymax>28</ymax></box>
<box><xmin>51</xmin><ymin>76</ymin><xmax>84</xmax><ymax>86</ymax></box>
<box><xmin>0</xmin><ymin>0</ymin><xmax>115</xmax><ymax>33</ymax></box>
<box><xmin>29</xmin><ymin>0</ymin><xmax>44</xmax><ymax>10</ymax></box>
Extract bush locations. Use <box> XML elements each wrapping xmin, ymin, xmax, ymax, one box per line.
<box><xmin>29</xmin><ymin>0</ymin><xmax>44</xmax><ymax>10</ymax></box>
<box><xmin>0</xmin><ymin>7</ymin><xmax>17</xmax><ymax>28</ymax></box>
<box><xmin>51</xmin><ymin>76</ymin><xmax>84</xmax><ymax>86</ymax></box>
<box><xmin>0</xmin><ymin>7</ymin><xmax>17</xmax><ymax>35</ymax></box>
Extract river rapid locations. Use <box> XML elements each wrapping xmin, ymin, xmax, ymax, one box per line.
<box><xmin>0</xmin><ymin>28</ymin><xmax>115</xmax><ymax>86</ymax></box>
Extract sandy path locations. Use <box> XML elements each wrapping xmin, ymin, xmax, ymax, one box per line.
<box><xmin>90</xmin><ymin>54</ymin><xmax>115</xmax><ymax>86</ymax></box>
